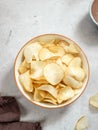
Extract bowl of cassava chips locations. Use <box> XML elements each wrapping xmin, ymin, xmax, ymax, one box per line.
<box><xmin>14</xmin><ymin>34</ymin><xmax>90</xmax><ymax>108</ymax></box>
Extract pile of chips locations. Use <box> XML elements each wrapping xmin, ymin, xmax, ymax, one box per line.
<box><xmin>18</xmin><ymin>39</ymin><xmax>86</xmax><ymax>105</ymax></box>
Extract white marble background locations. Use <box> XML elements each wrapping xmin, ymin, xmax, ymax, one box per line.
<box><xmin>0</xmin><ymin>0</ymin><xmax>98</xmax><ymax>130</ymax></box>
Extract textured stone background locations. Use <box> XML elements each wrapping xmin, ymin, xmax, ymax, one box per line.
<box><xmin>0</xmin><ymin>0</ymin><xmax>98</xmax><ymax>130</ymax></box>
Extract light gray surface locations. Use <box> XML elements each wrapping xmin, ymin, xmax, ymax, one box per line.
<box><xmin>0</xmin><ymin>0</ymin><xmax>98</xmax><ymax>130</ymax></box>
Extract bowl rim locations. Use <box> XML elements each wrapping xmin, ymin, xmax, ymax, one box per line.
<box><xmin>14</xmin><ymin>33</ymin><xmax>90</xmax><ymax>109</ymax></box>
<box><xmin>89</xmin><ymin>0</ymin><xmax>98</xmax><ymax>26</ymax></box>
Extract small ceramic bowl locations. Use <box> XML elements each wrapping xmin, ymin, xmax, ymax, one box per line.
<box><xmin>14</xmin><ymin>34</ymin><xmax>90</xmax><ymax>109</ymax></box>
<box><xmin>90</xmin><ymin>0</ymin><xmax>98</xmax><ymax>26</ymax></box>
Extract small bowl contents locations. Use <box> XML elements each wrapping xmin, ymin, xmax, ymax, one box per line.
<box><xmin>90</xmin><ymin>0</ymin><xmax>98</xmax><ymax>26</ymax></box>
<box><xmin>14</xmin><ymin>34</ymin><xmax>90</xmax><ymax>108</ymax></box>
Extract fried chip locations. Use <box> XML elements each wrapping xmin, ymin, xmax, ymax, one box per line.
<box><xmin>34</xmin><ymin>88</ymin><xmax>43</xmax><ymax>102</ymax></box>
<box><xmin>59</xmin><ymin>40</ymin><xmax>69</xmax><ymax>46</ymax></box>
<box><xmin>24</xmin><ymin>42</ymin><xmax>42</xmax><ymax>62</ymax></box>
<box><xmin>39</xmin><ymin>90</ymin><xmax>57</xmax><ymax>104</ymax></box>
<box><xmin>44</xmin><ymin>63</ymin><xmax>64</xmax><ymax>85</ymax></box>
<box><xmin>43</xmin><ymin>39</ymin><xmax>55</xmax><ymax>47</ymax></box>
<box><xmin>68</xmin><ymin>44</ymin><xmax>79</xmax><ymax>54</ymax></box>
<box><xmin>38</xmin><ymin>84</ymin><xmax>57</xmax><ymax>98</ymax></box>
<box><xmin>39</xmin><ymin>48</ymin><xmax>55</xmax><ymax>61</ymax></box>
<box><xmin>63</xmin><ymin>75</ymin><xmax>83</xmax><ymax>89</ymax></box>
<box><xmin>62</xmin><ymin>54</ymin><xmax>74</xmax><ymax>66</ymax></box>
<box><xmin>69</xmin><ymin>57</ymin><xmax>82</xmax><ymax>67</ymax></box>
<box><xmin>57</xmin><ymin>86</ymin><xmax>74</xmax><ymax>103</ymax></box>
<box><xmin>33</xmin><ymin>79</ymin><xmax>48</xmax><ymax>84</ymax></box>
<box><xmin>18</xmin><ymin>65</ymin><xmax>28</xmax><ymax>74</ymax></box>
<box><xmin>33</xmin><ymin>83</ymin><xmax>40</xmax><ymax>88</ymax></box>
<box><xmin>48</xmin><ymin>45</ymin><xmax>65</xmax><ymax>57</ymax></box>
<box><xmin>43</xmin><ymin>93</ymin><xmax>57</xmax><ymax>104</ymax></box>
<box><xmin>56</xmin><ymin>58</ymin><xmax>67</xmax><ymax>72</ymax></box>
<box><xmin>75</xmin><ymin>116</ymin><xmax>88</xmax><ymax>130</ymax></box>
<box><xmin>18</xmin><ymin>61</ymin><xmax>28</xmax><ymax>74</ymax></box>
<box><xmin>59</xmin><ymin>42</ymin><xmax>78</xmax><ymax>54</ymax></box>
<box><xmin>23</xmin><ymin>60</ymin><xmax>30</xmax><ymax>68</ymax></box>
<box><xmin>39</xmin><ymin>91</ymin><xmax>47</xmax><ymax>98</ymax></box>
<box><xmin>19</xmin><ymin>71</ymin><xmax>33</xmax><ymax>92</ymax></box>
<box><xmin>18</xmin><ymin>60</ymin><xmax>30</xmax><ymax>74</ymax></box>
<box><xmin>42</xmin><ymin>99</ymin><xmax>57</xmax><ymax>105</ymax></box>
<box><xmin>67</xmin><ymin>67</ymin><xmax>85</xmax><ymax>81</ymax></box>
<box><xmin>45</xmin><ymin>59</ymin><xmax>56</xmax><ymax>64</ymax></box>
<box><xmin>59</xmin><ymin>43</ymin><xmax>69</xmax><ymax>52</ymax></box>
<box><xmin>30</xmin><ymin>61</ymin><xmax>46</xmax><ymax>79</ymax></box>
<box><xmin>56</xmin><ymin>83</ymin><xmax>67</xmax><ymax>89</ymax></box>
<box><xmin>56</xmin><ymin>58</ymin><xmax>62</xmax><ymax>66</ymax></box>
<box><xmin>89</xmin><ymin>93</ymin><xmax>98</xmax><ymax>108</ymax></box>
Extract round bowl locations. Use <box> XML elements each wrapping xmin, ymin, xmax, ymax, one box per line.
<box><xmin>14</xmin><ymin>34</ymin><xmax>90</xmax><ymax>109</ymax></box>
<box><xmin>90</xmin><ymin>0</ymin><xmax>98</xmax><ymax>26</ymax></box>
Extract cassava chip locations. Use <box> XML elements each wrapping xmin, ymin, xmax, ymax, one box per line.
<box><xmin>19</xmin><ymin>71</ymin><xmax>33</xmax><ymax>92</ymax></box>
<box><xmin>62</xmin><ymin>54</ymin><xmax>74</xmax><ymax>65</ymax></box>
<box><xmin>39</xmin><ymin>48</ymin><xmax>55</xmax><ymax>61</ymax></box>
<box><xmin>33</xmin><ymin>83</ymin><xmax>40</xmax><ymax>88</ymax></box>
<box><xmin>18</xmin><ymin>65</ymin><xmax>27</xmax><ymax>74</ymax></box>
<box><xmin>57</xmin><ymin>86</ymin><xmax>74</xmax><ymax>103</ymax></box>
<box><xmin>43</xmin><ymin>39</ymin><xmax>55</xmax><ymax>47</ymax></box>
<box><xmin>43</xmin><ymin>93</ymin><xmax>57</xmax><ymax>104</ymax></box>
<box><xmin>48</xmin><ymin>45</ymin><xmax>65</xmax><ymax>57</ymax></box>
<box><xmin>59</xmin><ymin>41</ymin><xmax>69</xmax><ymax>52</ymax></box>
<box><xmin>68</xmin><ymin>44</ymin><xmax>79</xmax><ymax>54</ymax></box>
<box><xmin>18</xmin><ymin>60</ymin><xmax>30</xmax><ymax>74</ymax></box>
<box><xmin>18</xmin><ymin>61</ymin><xmax>28</xmax><ymax>74</ymax></box>
<box><xmin>38</xmin><ymin>84</ymin><xmax>57</xmax><ymax>98</ymax></box>
<box><xmin>44</xmin><ymin>63</ymin><xmax>64</xmax><ymax>85</ymax></box>
<box><xmin>67</xmin><ymin>67</ymin><xmax>85</xmax><ymax>81</ymax></box>
<box><xmin>34</xmin><ymin>88</ymin><xmax>43</xmax><ymax>102</ymax></box>
<box><xmin>62</xmin><ymin>64</ymin><xmax>68</xmax><ymax>72</ymax></box>
<box><xmin>89</xmin><ymin>93</ymin><xmax>98</xmax><ymax>108</ymax></box>
<box><xmin>56</xmin><ymin>58</ymin><xmax>67</xmax><ymax>72</ymax></box>
<box><xmin>59</xmin><ymin>42</ymin><xmax>78</xmax><ymax>54</ymax></box>
<box><xmin>43</xmin><ymin>99</ymin><xmax>57</xmax><ymax>105</ymax></box>
<box><xmin>33</xmin><ymin>79</ymin><xmax>48</xmax><ymax>84</ymax></box>
<box><xmin>30</xmin><ymin>61</ymin><xmax>46</xmax><ymax>79</ymax></box>
<box><xmin>24</xmin><ymin>42</ymin><xmax>42</xmax><ymax>62</ymax></box>
<box><xmin>75</xmin><ymin>116</ymin><xmax>88</xmax><ymax>130</ymax></box>
<box><xmin>56</xmin><ymin>58</ymin><xmax>63</xmax><ymax>66</ymax></box>
<box><xmin>69</xmin><ymin>57</ymin><xmax>82</xmax><ymax>67</ymax></box>
<box><xmin>56</xmin><ymin>83</ymin><xmax>67</xmax><ymax>89</ymax></box>
<box><xmin>59</xmin><ymin>40</ymin><xmax>69</xmax><ymax>46</ymax></box>
<box><xmin>45</xmin><ymin>59</ymin><xmax>57</xmax><ymax>64</ymax></box>
<box><xmin>22</xmin><ymin>60</ymin><xmax>30</xmax><ymax>68</ymax></box>
<box><xmin>63</xmin><ymin>75</ymin><xmax>83</xmax><ymax>89</ymax></box>
<box><xmin>39</xmin><ymin>91</ymin><xmax>47</xmax><ymax>98</ymax></box>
